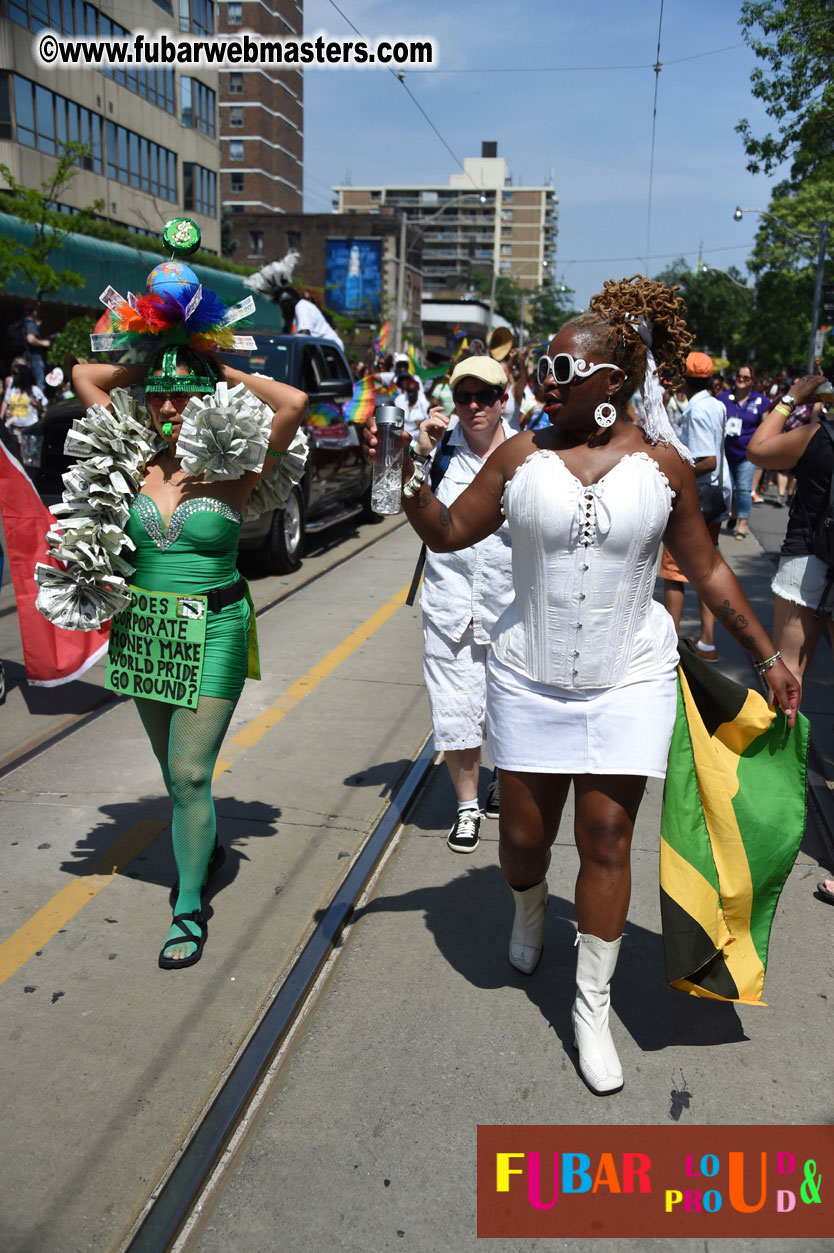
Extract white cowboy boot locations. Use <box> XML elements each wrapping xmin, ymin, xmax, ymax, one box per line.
<box><xmin>572</xmin><ymin>932</ymin><xmax>624</xmax><ymax>1094</ymax></box>
<box><xmin>508</xmin><ymin>879</ymin><xmax>548</xmax><ymax>974</ymax></box>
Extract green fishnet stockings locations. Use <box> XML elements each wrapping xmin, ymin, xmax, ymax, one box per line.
<box><xmin>136</xmin><ymin>694</ymin><xmax>236</xmax><ymax>962</ymax></box>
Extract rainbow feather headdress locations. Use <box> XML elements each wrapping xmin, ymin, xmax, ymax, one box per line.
<box><xmin>89</xmin><ymin>217</ymin><xmax>257</xmax><ymax>358</ymax></box>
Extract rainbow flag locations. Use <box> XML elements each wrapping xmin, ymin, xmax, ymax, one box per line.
<box><xmin>307</xmin><ymin>401</ymin><xmax>344</xmax><ymax>427</ymax></box>
<box><xmin>452</xmin><ymin>337</ymin><xmax>470</xmax><ymax>363</ymax></box>
<box><xmin>373</xmin><ymin>321</ymin><xmax>390</xmax><ymax>355</ymax></box>
<box><xmin>344</xmin><ymin>376</ymin><xmax>376</xmax><ymax>423</ymax></box>
<box><xmin>452</xmin><ymin>322</ymin><xmax>466</xmax><ymax>341</ymax></box>
<box><xmin>407</xmin><ymin>345</ymin><xmax>418</xmax><ymax>377</ymax></box>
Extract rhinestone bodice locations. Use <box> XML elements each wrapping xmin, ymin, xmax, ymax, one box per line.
<box><xmin>125</xmin><ymin>495</ymin><xmax>242</xmax><ymax>594</ymax></box>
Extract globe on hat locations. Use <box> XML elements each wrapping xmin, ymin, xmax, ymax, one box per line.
<box><xmin>146</xmin><ymin>260</ymin><xmax>200</xmax><ymax>301</ymax></box>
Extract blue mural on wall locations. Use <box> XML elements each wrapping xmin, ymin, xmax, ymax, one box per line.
<box><xmin>325</xmin><ymin>238</ymin><xmax>383</xmax><ymax>321</ymax></box>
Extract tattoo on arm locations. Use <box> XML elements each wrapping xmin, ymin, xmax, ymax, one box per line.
<box><xmin>716</xmin><ymin>600</ymin><xmax>755</xmax><ymax>645</ymax></box>
<box><xmin>417</xmin><ymin>488</ymin><xmax>431</xmax><ymax>510</ymax></box>
<box><xmin>437</xmin><ymin>502</ymin><xmax>451</xmax><ymax>528</ymax></box>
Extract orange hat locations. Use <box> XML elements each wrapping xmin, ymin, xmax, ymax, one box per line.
<box><xmin>685</xmin><ymin>351</ymin><xmax>714</xmax><ymax>378</ymax></box>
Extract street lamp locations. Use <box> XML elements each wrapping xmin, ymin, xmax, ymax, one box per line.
<box><xmin>701</xmin><ymin>263</ymin><xmax>753</xmax><ymax>292</ymax></box>
<box><xmin>733</xmin><ymin>205</ymin><xmax>829</xmax><ymax>372</ymax></box>
<box><xmin>393</xmin><ymin>193</ymin><xmax>487</xmax><ymax>353</ymax></box>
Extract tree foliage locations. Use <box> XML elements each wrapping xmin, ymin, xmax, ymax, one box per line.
<box><xmin>0</xmin><ymin>144</ymin><xmax>104</xmax><ymax>300</ymax></box>
<box><xmin>652</xmin><ymin>258</ymin><xmax>754</xmax><ymax>363</ymax></box>
<box><xmin>48</xmin><ymin>315</ymin><xmax>97</xmax><ymax>367</ymax></box>
<box><xmin>469</xmin><ymin>271</ymin><xmax>576</xmax><ymax>341</ymax></box>
<box><xmin>526</xmin><ymin>283</ymin><xmax>578</xmax><ymax>346</ymax></box>
<box><xmin>737</xmin><ymin>0</ymin><xmax>834</xmax><ymax>182</ymax></box>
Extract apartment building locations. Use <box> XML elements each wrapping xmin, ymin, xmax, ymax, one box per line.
<box><xmin>217</xmin><ymin>0</ymin><xmax>303</xmax><ymax>263</ymax></box>
<box><xmin>0</xmin><ymin>0</ymin><xmax>222</xmax><ymax>252</ymax></box>
<box><xmin>332</xmin><ymin>142</ymin><xmax>558</xmax><ymax>300</ymax></box>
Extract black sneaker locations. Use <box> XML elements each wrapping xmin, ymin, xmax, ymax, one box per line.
<box><xmin>446</xmin><ymin>808</ymin><xmax>481</xmax><ymax>854</ymax></box>
<box><xmin>484</xmin><ymin>773</ymin><xmax>500</xmax><ymax>819</ymax></box>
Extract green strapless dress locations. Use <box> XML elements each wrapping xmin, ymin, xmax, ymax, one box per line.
<box><xmin>124</xmin><ymin>495</ymin><xmax>251</xmax><ymax>700</ymax></box>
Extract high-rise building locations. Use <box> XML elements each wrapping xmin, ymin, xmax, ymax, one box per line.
<box><xmin>0</xmin><ymin>0</ymin><xmax>222</xmax><ymax>252</ymax></box>
<box><xmin>217</xmin><ymin>0</ymin><xmax>303</xmax><ymax>265</ymax></box>
<box><xmin>332</xmin><ymin>142</ymin><xmax>558</xmax><ymax>300</ymax></box>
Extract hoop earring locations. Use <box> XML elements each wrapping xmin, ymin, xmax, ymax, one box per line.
<box><xmin>594</xmin><ymin>402</ymin><xmax>617</xmax><ymax>429</ymax></box>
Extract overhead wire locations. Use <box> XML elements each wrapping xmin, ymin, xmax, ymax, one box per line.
<box><xmin>645</xmin><ymin>0</ymin><xmax>665</xmax><ymax>274</ymax></box>
<box><xmin>325</xmin><ymin>0</ymin><xmax>481</xmax><ymax>191</ymax></box>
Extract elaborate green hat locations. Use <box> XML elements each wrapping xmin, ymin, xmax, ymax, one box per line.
<box><xmin>143</xmin><ymin>345</ymin><xmax>218</xmax><ymax>394</ymax></box>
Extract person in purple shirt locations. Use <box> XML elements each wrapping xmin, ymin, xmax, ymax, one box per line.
<box><xmin>718</xmin><ymin>366</ymin><xmax>769</xmax><ymax>540</ymax></box>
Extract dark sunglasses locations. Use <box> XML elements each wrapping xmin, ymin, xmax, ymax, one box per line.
<box><xmin>454</xmin><ymin>387</ymin><xmax>501</xmax><ymax>407</ymax></box>
<box><xmin>145</xmin><ymin>392</ymin><xmax>196</xmax><ymax>410</ymax></box>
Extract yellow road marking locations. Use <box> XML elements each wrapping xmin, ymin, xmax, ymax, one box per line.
<box><xmin>0</xmin><ymin>584</ymin><xmax>411</xmax><ymax>988</ymax></box>
<box><xmin>0</xmin><ymin>819</ymin><xmax>167</xmax><ymax>986</ymax></box>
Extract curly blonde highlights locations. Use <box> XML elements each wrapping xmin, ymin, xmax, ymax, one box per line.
<box><xmin>567</xmin><ymin>275</ymin><xmax>692</xmax><ymax>401</ymax></box>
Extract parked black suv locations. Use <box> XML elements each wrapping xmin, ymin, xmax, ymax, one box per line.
<box><xmin>21</xmin><ymin>334</ymin><xmax>375</xmax><ymax>574</ymax></box>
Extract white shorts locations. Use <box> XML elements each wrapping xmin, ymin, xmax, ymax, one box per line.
<box><xmin>485</xmin><ymin>653</ymin><xmax>677</xmax><ymax>778</ymax></box>
<box><xmin>422</xmin><ymin>617</ymin><xmax>488</xmax><ymax>751</ymax></box>
<box><xmin>772</xmin><ymin>552</ymin><xmax>834</xmax><ymax>612</ymax></box>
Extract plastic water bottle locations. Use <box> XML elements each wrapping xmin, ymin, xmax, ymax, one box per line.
<box><xmin>371</xmin><ymin>403</ymin><xmax>405</xmax><ymax>515</ymax></box>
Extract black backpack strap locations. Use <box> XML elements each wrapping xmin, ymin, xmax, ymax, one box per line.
<box><xmin>405</xmin><ymin>428</ymin><xmax>456</xmax><ymax>607</ymax></box>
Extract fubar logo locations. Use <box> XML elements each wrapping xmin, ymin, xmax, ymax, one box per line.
<box><xmin>477</xmin><ymin>1126</ymin><xmax>830</xmax><ymax>1238</ymax></box>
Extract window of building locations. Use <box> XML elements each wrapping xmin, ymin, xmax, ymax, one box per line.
<box><xmin>106</xmin><ymin>119</ymin><xmax>177</xmax><ymax>200</ymax></box>
<box><xmin>249</xmin><ymin>230</ymin><xmax>264</xmax><ymax>256</ymax></box>
<box><xmin>227</xmin><ymin>1</ymin><xmax>242</xmax><ymax>22</ymax></box>
<box><xmin>229</xmin><ymin>71</ymin><xmax>244</xmax><ymax>94</ymax></box>
<box><xmin>181</xmin><ymin>77</ymin><xmax>215</xmax><ymax>135</ymax></box>
<box><xmin>183</xmin><ymin>162</ymin><xmax>217</xmax><ymax>216</ymax></box>
<box><xmin>229</xmin><ymin>139</ymin><xmax>244</xmax><ymax>160</ymax></box>
<box><xmin>502</xmin><ymin>190</ymin><xmax>514</xmax><ymax>201</ymax></box>
<box><xmin>286</xmin><ymin>229</ymin><xmax>301</xmax><ymax>250</ymax></box>
<box><xmin>191</xmin><ymin>0</ymin><xmax>213</xmax><ymax>35</ymax></box>
<box><xmin>501</xmin><ymin>244</ymin><xmax>512</xmax><ymax>255</ymax></box>
<box><xmin>13</xmin><ymin>75</ymin><xmax>103</xmax><ymax>171</ymax></box>
<box><xmin>369</xmin><ymin>190</ymin><xmax>381</xmax><ymax>200</ymax></box>
<box><xmin>229</xmin><ymin>106</ymin><xmax>244</xmax><ymax>128</ymax></box>
<box><xmin>229</xmin><ymin>171</ymin><xmax>244</xmax><ymax>193</ymax></box>
<box><xmin>0</xmin><ymin>73</ymin><xmax>10</xmax><ymax>141</ymax></box>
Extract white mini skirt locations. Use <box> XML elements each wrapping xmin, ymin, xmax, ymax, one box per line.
<box><xmin>771</xmin><ymin>552</ymin><xmax>833</xmax><ymax>611</ymax></box>
<box><xmin>486</xmin><ymin>653</ymin><xmax>678</xmax><ymax>778</ymax></box>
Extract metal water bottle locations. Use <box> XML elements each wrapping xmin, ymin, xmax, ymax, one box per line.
<box><xmin>371</xmin><ymin>403</ymin><xmax>405</xmax><ymax>515</ymax></box>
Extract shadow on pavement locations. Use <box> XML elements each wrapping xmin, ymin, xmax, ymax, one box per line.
<box><xmin>58</xmin><ymin>796</ymin><xmax>282</xmax><ymax>902</ymax></box>
<box><xmin>351</xmin><ymin>863</ymin><xmax>747</xmax><ymax>1061</ymax></box>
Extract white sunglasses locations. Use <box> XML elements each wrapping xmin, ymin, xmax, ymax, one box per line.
<box><xmin>536</xmin><ymin>352</ymin><xmax>619</xmax><ymax>388</ymax></box>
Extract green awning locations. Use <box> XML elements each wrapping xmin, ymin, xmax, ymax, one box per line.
<box><xmin>0</xmin><ymin>212</ymin><xmax>285</xmax><ymax>332</ymax></box>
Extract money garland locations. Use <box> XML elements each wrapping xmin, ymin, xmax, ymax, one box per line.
<box><xmin>34</xmin><ymin>383</ymin><xmax>309</xmax><ymax>630</ymax></box>
<box><xmin>35</xmin><ymin>389</ymin><xmax>156</xmax><ymax>631</ymax></box>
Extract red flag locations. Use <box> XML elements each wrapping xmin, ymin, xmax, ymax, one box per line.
<box><xmin>0</xmin><ymin>439</ymin><xmax>109</xmax><ymax>686</ymax></box>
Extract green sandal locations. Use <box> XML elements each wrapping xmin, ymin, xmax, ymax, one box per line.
<box><xmin>158</xmin><ymin>910</ymin><xmax>207</xmax><ymax>970</ymax></box>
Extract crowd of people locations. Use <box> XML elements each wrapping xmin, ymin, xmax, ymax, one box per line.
<box><xmin>2</xmin><ymin>258</ymin><xmax>832</xmax><ymax>1096</ymax></box>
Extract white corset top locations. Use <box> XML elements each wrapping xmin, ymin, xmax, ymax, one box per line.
<box><xmin>492</xmin><ymin>449</ymin><xmax>679</xmax><ymax>689</ymax></box>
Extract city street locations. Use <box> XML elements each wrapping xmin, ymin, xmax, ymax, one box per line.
<box><xmin>0</xmin><ymin>496</ymin><xmax>832</xmax><ymax>1251</ymax></box>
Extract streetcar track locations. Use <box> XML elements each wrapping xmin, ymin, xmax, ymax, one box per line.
<box><xmin>123</xmin><ymin>731</ymin><xmax>438</xmax><ymax>1253</ymax></box>
<box><xmin>0</xmin><ymin>518</ymin><xmax>407</xmax><ymax>782</ymax></box>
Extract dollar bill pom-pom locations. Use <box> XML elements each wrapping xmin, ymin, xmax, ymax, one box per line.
<box><xmin>176</xmin><ymin>381</ymin><xmax>273</xmax><ymax>480</ymax></box>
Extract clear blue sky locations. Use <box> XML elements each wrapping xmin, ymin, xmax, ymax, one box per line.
<box><xmin>302</xmin><ymin>0</ymin><xmax>787</xmax><ymax>309</ymax></box>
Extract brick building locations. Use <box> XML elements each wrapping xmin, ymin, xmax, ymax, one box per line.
<box><xmin>218</xmin><ymin>0</ymin><xmax>304</xmax><ymax>255</ymax></box>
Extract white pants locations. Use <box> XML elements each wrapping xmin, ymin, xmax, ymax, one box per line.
<box><xmin>422</xmin><ymin>617</ymin><xmax>489</xmax><ymax>751</ymax></box>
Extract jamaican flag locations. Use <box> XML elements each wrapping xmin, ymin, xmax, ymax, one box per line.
<box><xmin>660</xmin><ymin>639</ymin><xmax>809</xmax><ymax>1005</ymax></box>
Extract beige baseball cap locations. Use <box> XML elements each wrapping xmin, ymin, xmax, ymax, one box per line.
<box><xmin>448</xmin><ymin>356</ymin><xmax>508</xmax><ymax>392</ymax></box>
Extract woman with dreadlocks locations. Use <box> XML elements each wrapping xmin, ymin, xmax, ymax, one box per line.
<box><xmin>366</xmin><ymin>276</ymin><xmax>799</xmax><ymax>1094</ymax></box>
<box><xmin>36</xmin><ymin>220</ymin><xmax>308</xmax><ymax>970</ymax></box>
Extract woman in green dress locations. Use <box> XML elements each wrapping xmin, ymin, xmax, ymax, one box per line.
<box><xmin>71</xmin><ymin>348</ymin><xmax>307</xmax><ymax>968</ymax></box>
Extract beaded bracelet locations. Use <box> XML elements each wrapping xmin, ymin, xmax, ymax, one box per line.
<box><xmin>754</xmin><ymin>651</ymin><xmax>781</xmax><ymax>672</ymax></box>
<box><xmin>266</xmin><ymin>448</ymin><xmax>284</xmax><ymax>459</ymax></box>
